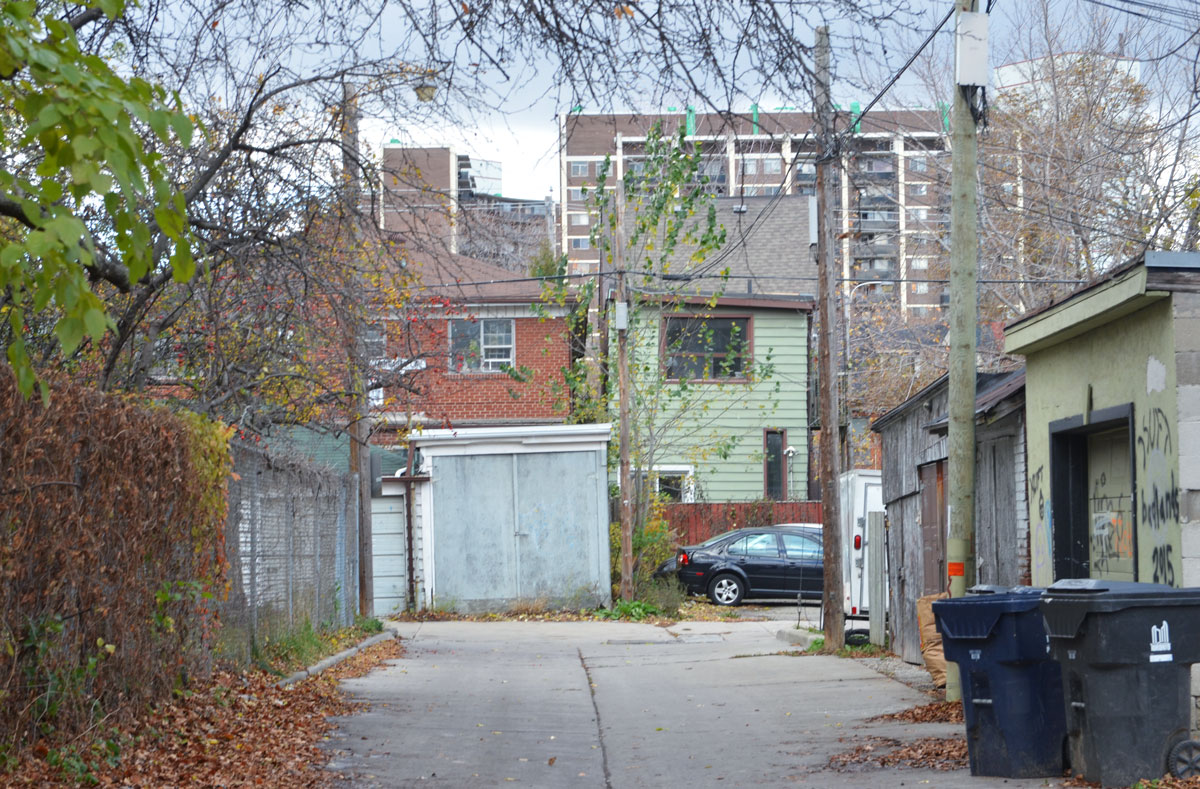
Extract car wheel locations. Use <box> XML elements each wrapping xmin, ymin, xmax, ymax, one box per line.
<box><xmin>708</xmin><ymin>574</ymin><xmax>745</xmax><ymax>606</ymax></box>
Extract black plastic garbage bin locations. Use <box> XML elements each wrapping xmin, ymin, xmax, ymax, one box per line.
<box><xmin>1040</xmin><ymin>578</ymin><xmax>1200</xmax><ymax>787</ymax></box>
<box><xmin>933</xmin><ymin>586</ymin><xmax>1067</xmax><ymax>778</ymax></box>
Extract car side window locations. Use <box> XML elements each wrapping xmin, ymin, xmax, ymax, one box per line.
<box><xmin>782</xmin><ymin>533</ymin><xmax>821</xmax><ymax>560</ymax></box>
<box><xmin>727</xmin><ymin>533</ymin><xmax>779</xmax><ymax>557</ymax></box>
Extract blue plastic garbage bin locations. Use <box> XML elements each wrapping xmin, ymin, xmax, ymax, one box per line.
<box><xmin>933</xmin><ymin>586</ymin><xmax>1067</xmax><ymax>778</ymax></box>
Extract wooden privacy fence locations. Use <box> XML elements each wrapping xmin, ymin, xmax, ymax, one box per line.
<box><xmin>663</xmin><ymin>501</ymin><xmax>823</xmax><ymax>546</ymax></box>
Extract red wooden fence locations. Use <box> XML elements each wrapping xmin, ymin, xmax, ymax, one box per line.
<box><xmin>662</xmin><ymin>501</ymin><xmax>823</xmax><ymax>546</ymax></box>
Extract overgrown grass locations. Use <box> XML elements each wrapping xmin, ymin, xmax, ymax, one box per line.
<box><xmin>254</xmin><ymin>616</ymin><xmax>386</xmax><ymax>675</ymax></box>
<box><xmin>633</xmin><ymin>577</ymin><xmax>687</xmax><ymax>617</ymax></box>
<box><xmin>805</xmin><ymin>637</ymin><xmax>890</xmax><ymax>658</ymax></box>
<box><xmin>592</xmin><ymin>599</ymin><xmax>663</xmax><ymax>621</ymax></box>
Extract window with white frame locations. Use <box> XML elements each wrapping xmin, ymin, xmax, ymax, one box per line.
<box><xmin>569</xmin><ymin>213</ymin><xmax>590</xmax><ymax>226</ymax></box>
<box><xmin>912</xmin><ymin>282</ymin><xmax>930</xmax><ymax>295</ymax></box>
<box><xmin>909</xmin><ymin>156</ymin><xmax>929</xmax><ymax>172</ymax></box>
<box><xmin>449</xmin><ymin>318</ymin><xmax>514</xmax><ymax>372</ymax></box>
<box><xmin>570</xmin><ymin>237</ymin><xmax>590</xmax><ymax>250</ymax></box>
<box><xmin>742</xmin><ymin>158</ymin><xmax>758</xmax><ymax>175</ymax></box>
<box><xmin>635</xmin><ymin>467</ymin><xmax>695</xmax><ymax>503</ymax></box>
<box><xmin>763</xmin><ymin>157</ymin><xmax>782</xmax><ymax>175</ymax></box>
<box><xmin>870</xmin><ymin>258</ymin><xmax>891</xmax><ymax>270</ymax></box>
<box><xmin>909</xmin><ymin>183</ymin><xmax>928</xmax><ymax>196</ymax></box>
<box><xmin>908</xmin><ymin>207</ymin><xmax>929</xmax><ymax>222</ymax></box>
<box><xmin>910</xmin><ymin>257</ymin><xmax>930</xmax><ymax>270</ymax></box>
<box><xmin>567</xmin><ymin>187</ymin><xmax>584</xmax><ymax>202</ymax></box>
<box><xmin>570</xmin><ymin>161</ymin><xmax>590</xmax><ymax>178</ymax></box>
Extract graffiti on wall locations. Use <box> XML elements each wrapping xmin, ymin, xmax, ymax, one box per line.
<box><xmin>1029</xmin><ymin>464</ymin><xmax>1053</xmax><ymax>585</ymax></box>
<box><xmin>1138</xmin><ymin>407</ymin><xmax>1180</xmax><ymax>586</ymax></box>
<box><xmin>1089</xmin><ymin>511</ymin><xmax>1133</xmax><ymax>577</ymax></box>
<box><xmin>1088</xmin><ymin>465</ymin><xmax>1134</xmax><ymax>579</ymax></box>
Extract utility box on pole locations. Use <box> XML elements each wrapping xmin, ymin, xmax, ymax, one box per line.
<box><xmin>955</xmin><ymin>12</ymin><xmax>989</xmax><ymax>87</ymax></box>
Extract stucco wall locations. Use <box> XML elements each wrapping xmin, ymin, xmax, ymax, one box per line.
<box><xmin>1024</xmin><ymin>298</ymin><xmax>1181</xmax><ymax>586</ymax></box>
<box><xmin>1174</xmin><ymin>292</ymin><xmax>1200</xmax><ymax>584</ymax></box>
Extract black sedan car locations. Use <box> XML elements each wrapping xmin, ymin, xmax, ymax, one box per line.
<box><xmin>670</xmin><ymin>524</ymin><xmax>823</xmax><ymax>606</ymax></box>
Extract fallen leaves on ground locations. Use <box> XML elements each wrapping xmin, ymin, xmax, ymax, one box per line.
<box><xmin>882</xmin><ymin>736</ymin><xmax>969</xmax><ymax>770</ymax></box>
<box><xmin>677</xmin><ymin>599</ymin><xmax>767</xmax><ymax>621</ymax></box>
<box><xmin>869</xmin><ymin>701</ymin><xmax>964</xmax><ymax>724</ymax></box>
<box><xmin>1062</xmin><ymin>773</ymin><xmax>1200</xmax><ymax>787</ymax></box>
<box><xmin>4</xmin><ymin>638</ymin><xmax>404</xmax><ymax>787</ymax></box>
<box><xmin>827</xmin><ymin>735</ymin><xmax>968</xmax><ymax>772</ymax></box>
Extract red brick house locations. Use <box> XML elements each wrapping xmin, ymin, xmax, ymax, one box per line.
<box><xmin>372</xmin><ymin>252</ymin><xmax>575</xmax><ymax>435</ymax></box>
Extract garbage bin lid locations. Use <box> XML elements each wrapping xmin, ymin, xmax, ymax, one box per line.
<box><xmin>934</xmin><ymin>587</ymin><xmax>1047</xmax><ymax>639</ymax></box>
<box><xmin>1046</xmin><ymin>578</ymin><xmax>1173</xmax><ymax>594</ymax></box>
<box><xmin>968</xmin><ymin>584</ymin><xmax>1042</xmax><ymax>596</ymax></box>
<box><xmin>1036</xmin><ymin>577</ymin><xmax>1200</xmax><ymax>613</ymax></box>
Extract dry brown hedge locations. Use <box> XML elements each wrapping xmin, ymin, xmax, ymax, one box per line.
<box><xmin>0</xmin><ymin>370</ymin><xmax>231</xmax><ymax>749</ymax></box>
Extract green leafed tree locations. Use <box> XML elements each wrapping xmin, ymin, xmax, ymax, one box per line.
<box><xmin>0</xmin><ymin>0</ymin><xmax>192</xmax><ymax>396</ymax></box>
<box><xmin>559</xmin><ymin>125</ymin><xmax>783</xmax><ymax>597</ymax></box>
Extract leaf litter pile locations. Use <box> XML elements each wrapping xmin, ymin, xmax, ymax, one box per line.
<box><xmin>824</xmin><ymin>701</ymin><xmax>969</xmax><ymax>773</ymax></box>
<box><xmin>827</xmin><ymin>736</ymin><xmax>968</xmax><ymax>772</ymax></box>
<box><xmin>5</xmin><ymin>637</ymin><xmax>404</xmax><ymax>787</ymax></box>
<box><xmin>870</xmin><ymin>701</ymin><xmax>964</xmax><ymax>724</ymax></box>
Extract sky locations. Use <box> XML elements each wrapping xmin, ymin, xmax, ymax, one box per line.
<box><xmin>357</xmin><ymin>4</ymin><xmax>954</xmax><ymax>202</ymax></box>
<box><xmin>358</xmin><ymin>0</ymin><xmax>1182</xmax><ymax>202</ymax></box>
<box><xmin>367</xmin><ymin>106</ymin><xmax>563</xmax><ymax>201</ymax></box>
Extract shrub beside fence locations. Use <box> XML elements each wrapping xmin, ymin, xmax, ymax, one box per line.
<box><xmin>663</xmin><ymin>501</ymin><xmax>823</xmax><ymax>546</ymax></box>
<box><xmin>0</xmin><ymin>373</ymin><xmax>231</xmax><ymax>747</ymax></box>
<box><xmin>217</xmin><ymin>444</ymin><xmax>359</xmax><ymax>664</ymax></box>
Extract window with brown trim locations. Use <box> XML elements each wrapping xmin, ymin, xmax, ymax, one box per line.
<box><xmin>662</xmin><ymin>316</ymin><xmax>750</xmax><ymax>381</ymax></box>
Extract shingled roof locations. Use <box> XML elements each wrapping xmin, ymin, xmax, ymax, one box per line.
<box><xmin>408</xmin><ymin>250</ymin><xmax>546</xmax><ymax>303</ymax></box>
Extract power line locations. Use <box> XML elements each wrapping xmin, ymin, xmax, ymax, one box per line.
<box><xmin>1080</xmin><ymin>0</ymin><xmax>1200</xmax><ymax>33</ymax></box>
<box><xmin>414</xmin><ymin>269</ymin><xmax>1086</xmax><ymax>290</ymax></box>
<box><xmin>684</xmin><ymin>7</ymin><xmax>956</xmax><ymax>279</ymax></box>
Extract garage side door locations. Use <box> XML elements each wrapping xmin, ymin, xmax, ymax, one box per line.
<box><xmin>372</xmin><ymin>495</ymin><xmax>406</xmax><ymax>615</ymax></box>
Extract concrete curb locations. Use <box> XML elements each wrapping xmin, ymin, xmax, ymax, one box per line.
<box><xmin>776</xmin><ymin>627</ymin><xmax>821</xmax><ymax>649</ymax></box>
<box><xmin>276</xmin><ymin>621</ymin><xmax>400</xmax><ymax>688</ymax></box>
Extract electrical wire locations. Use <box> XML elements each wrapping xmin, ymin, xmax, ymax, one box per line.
<box><xmin>681</xmin><ymin>6</ymin><xmax>956</xmax><ymax>281</ymax></box>
<box><xmin>1080</xmin><ymin>0</ymin><xmax>1200</xmax><ymax>33</ymax></box>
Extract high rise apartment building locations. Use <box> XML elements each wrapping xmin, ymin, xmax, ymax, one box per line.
<box><xmin>379</xmin><ymin>145</ymin><xmax>555</xmax><ymax>273</ymax></box>
<box><xmin>559</xmin><ymin>109</ymin><xmax>949</xmax><ymax>313</ymax></box>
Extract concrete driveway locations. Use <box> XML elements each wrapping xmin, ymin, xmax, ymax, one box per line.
<box><xmin>325</xmin><ymin>619</ymin><xmax>1070</xmax><ymax>788</ymax></box>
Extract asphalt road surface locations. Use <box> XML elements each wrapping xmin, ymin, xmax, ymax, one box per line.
<box><xmin>325</xmin><ymin>619</ymin><xmax>1073</xmax><ymax>788</ymax></box>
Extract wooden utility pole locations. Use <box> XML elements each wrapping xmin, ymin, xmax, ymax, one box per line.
<box><xmin>946</xmin><ymin>0</ymin><xmax>986</xmax><ymax>701</ymax></box>
<box><xmin>814</xmin><ymin>26</ymin><xmax>845</xmax><ymax>650</ymax></box>
<box><xmin>615</xmin><ymin>175</ymin><xmax>634</xmax><ymax>601</ymax></box>
<box><xmin>343</xmin><ymin>83</ymin><xmax>374</xmax><ymax>618</ymax></box>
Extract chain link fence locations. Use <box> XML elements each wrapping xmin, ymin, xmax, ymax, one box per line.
<box><xmin>217</xmin><ymin>443</ymin><xmax>359</xmax><ymax>664</ymax></box>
